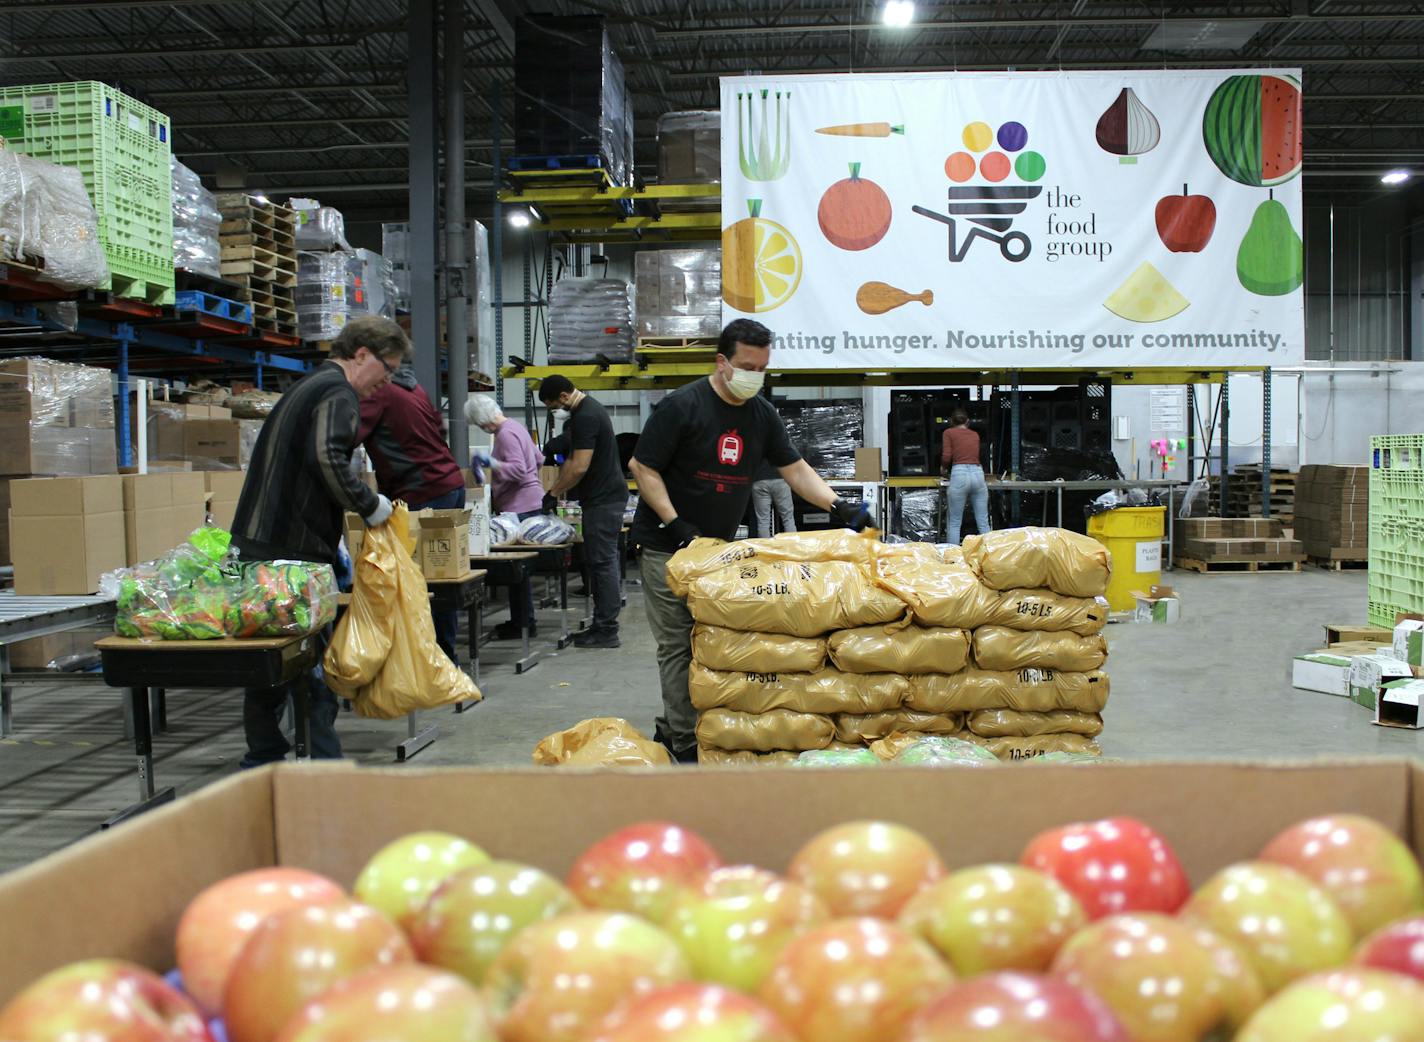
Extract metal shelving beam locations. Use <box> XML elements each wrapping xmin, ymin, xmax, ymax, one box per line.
<box><xmin>498</xmin><ymin>182</ymin><xmax>720</xmax><ymax>204</ymax></box>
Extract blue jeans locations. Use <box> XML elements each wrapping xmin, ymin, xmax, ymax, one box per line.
<box><xmin>241</xmin><ymin>626</ymin><xmax>341</xmax><ymax>767</ymax></box>
<box><xmin>407</xmin><ymin>486</ymin><xmax>467</xmax><ymax>663</ymax></box>
<box><xmin>947</xmin><ymin>464</ymin><xmax>991</xmax><ymax>545</ymax></box>
<box><xmin>509</xmin><ymin>508</ymin><xmax>543</xmax><ymax>626</ymax></box>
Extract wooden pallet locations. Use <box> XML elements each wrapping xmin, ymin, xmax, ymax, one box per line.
<box><xmin>1308</xmin><ymin>556</ymin><xmax>1368</xmax><ymax>571</ymax></box>
<box><xmin>1174</xmin><ymin>555</ymin><xmax>1305</xmax><ymax>574</ymax></box>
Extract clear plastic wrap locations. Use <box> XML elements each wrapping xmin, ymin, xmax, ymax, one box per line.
<box><xmin>290</xmin><ymin>198</ymin><xmax>350</xmax><ymax>251</ymax></box>
<box><xmin>888</xmin><ymin>735</ymin><xmax>1000</xmax><ymax>767</ymax></box>
<box><xmin>103</xmin><ymin>528</ymin><xmax>238</xmax><ymax>640</ymax></box>
<box><xmin>224</xmin><ymin>561</ymin><xmax>337</xmax><ymax>638</ymax></box>
<box><xmin>695</xmin><ymin>707</ymin><xmax>834</xmax><ymax>753</ymax></box>
<box><xmin>793</xmin><ymin>747</ymin><xmax>879</xmax><ymax>768</ymax></box>
<box><xmin>349</xmin><ymin>248</ymin><xmax>395</xmax><ymax>319</ymax></box>
<box><xmin>225</xmin><ymin>391</ymin><xmax>280</xmax><ymax>418</ymax></box>
<box><xmin>634</xmin><ymin>248</ymin><xmax>722</xmax><ymax>337</ymax></box>
<box><xmin>828</xmin><ymin>623</ymin><xmax>970</xmax><ymax>675</ymax></box>
<box><xmin>688</xmin><ymin>662</ymin><xmax>907</xmax><ymax>715</ymax></box>
<box><xmin>782</xmin><ymin>402</ymin><xmax>863</xmax><ymax>480</ymax></box>
<box><xmin>297</xmin><ymin>250</ymin><xmax>354</xmax><ymax>341</ymax></box>
<box><xmin>0</xmin><ymin>358</ymin><xmax>116</xmax><ymax>476</ymax></box>
<box><xmin>832</xmin><ymin>710</ymin><xmax>962</xmax><ymax>744</ymax></box>
<box><xmin>170</xmin><ymin>158</ymin><xmax>220</xmax><ymax>278</ymax></box>
<box><xmin>894</xmin><ymin>488</ymin><xmax>943</xmax><ymax>543</ymax></box>
<box><xmin>966</xmin><ymin>709</ymin><xmax>1104</xmax><ymax>738</ymax></box>
<box><xmin>972</xmin><ymin>627</ymin><xmax>1109</xmax><ymax>673</ymax></box>
<box><xmin>533</xmin><ymin>717</ymin><xmax>671</xmax><ymax>767</ymax></box>
<box><xmin>0</xmin><ymin>150</ymin><xmax>109</xmax><ymax>290</ymax></box>
<box><xmin>691</xmin><ymin>624</ymin><xmax>827</xmax><ymax>673</ymax></box>
<box><xmin>656</xmin><ymin>110</ymin><xmax>720</xmax><ymax>185</ymax></box>
<box><xmin>517</xmin><ymin>514</ymin><xmax>575</xmax><ymax>545</ymax></box>
<box><xmin>960</xmin><ymin>528</ymin><xmax>1112</xmax><ymax>598</ymax></box>
<box><xmin>549</xmin><ymin>278</ymin><xmax>634</xmax><ymax>363</ymax></box>
<box><xmin>908</xmin><ymin>669</ymin><xmax>1110</xmax><ymax>715</ymax></box>
<box><xmin>684</xmin><ymin>559</ymin><xmax>905</xmax><ymax>637</ymax></box>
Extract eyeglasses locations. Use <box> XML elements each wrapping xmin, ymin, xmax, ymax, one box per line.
<box><xmin>376</xmin><ymin>354</ymin><xmax>398</xmax><ymax>376</ymax></box>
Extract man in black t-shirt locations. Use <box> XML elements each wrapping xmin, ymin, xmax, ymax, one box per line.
<box><xmin>629</xmin><ymin>318</ymin><xmax>873</xmax><ymax>762</ymax></box>
<box><xmin>538</xmin><ymin>374</ymin><xmax>629</xmax><ymax>647</ymax></box>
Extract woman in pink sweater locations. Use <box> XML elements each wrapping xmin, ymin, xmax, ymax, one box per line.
<box><xmin>465</xmin><ymin>394</ymin><xmax>546</xmax><ymax>637</ymax></box>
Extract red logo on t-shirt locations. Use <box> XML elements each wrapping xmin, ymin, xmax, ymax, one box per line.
<box><xmin>718</xmin><ymin>431</ymin><xmax>743</xmax><ymax>466</ymax></box>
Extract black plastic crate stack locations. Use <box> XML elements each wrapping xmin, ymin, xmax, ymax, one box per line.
<box><xmin>514</xmin><ymin>15</ymin><xmax>633</xmax><ymax>185</ymax></box>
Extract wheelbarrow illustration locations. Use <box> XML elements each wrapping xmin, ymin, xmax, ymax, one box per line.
<box><xmin>913</xmin><ymin>185</ymin><xmax>1044</xmax><ymax>262</ymax></box>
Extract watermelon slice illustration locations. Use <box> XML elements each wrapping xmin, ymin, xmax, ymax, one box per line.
<box><xmin>1202</xmin><ymin>74</ymin><xmax>1302</xmax><ymax>187</ymax></box>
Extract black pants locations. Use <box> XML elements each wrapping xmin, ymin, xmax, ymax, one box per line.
<box><xmin>581</xmin><ymin>496</ymin><xmax>627</xmax><ymax>634</ymax></box>
<box><xmin>407</xmin><ymin>485</ymin><xmax>467</xmax><ymax>664</ymax></box>
<box><xmin>241</xmin><ymin>626</ymin><xmax>341</xmax><ymax>768</ymax></box>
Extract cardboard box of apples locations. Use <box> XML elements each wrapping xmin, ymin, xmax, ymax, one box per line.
<box><xmin>2</xmin><ymin>760</ymin><xmax>1424</xmax><ymax>1041</ymax></box>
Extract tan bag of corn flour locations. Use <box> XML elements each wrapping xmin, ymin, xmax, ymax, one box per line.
<box><xmin>966</xmin><ymin>709</ymin><xmax>1104</xmax><ymax>738</ymax></box>
<box><xmin>906</xmin><ymin>669</ymin><xmax>1110</xmax><ymax>715</ymax></box>
<box><xmin>960</xmin><ymin>527</ymin><xmax>1111</xmax><ymax>598</ymax></box>
<box><xmin>692</xmin><ymin>624</ymin><xmax>827</xmax><ymax>673</ymax></box>
<box><xmin>689</xmin><ymin>662</ymin><xmax>908</xmax><ymax>715</ymax></box>
<box><xmin>972</xmin><ymin>627</ymin><xmax>1109</xmax><ymax>672</ymax></box>
<box><xmin>695</xmin><ymin>707</ymin><xmax>835</xmax><ymax>752</ymax></box>
<box><xmin>828</xmin><ymin>622</ymin><xmax>970</xmax><ymax>674</ymax></box>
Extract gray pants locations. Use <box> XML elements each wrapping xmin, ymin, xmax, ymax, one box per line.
<box><xmin>582</xmin><ymin>496</ymin><xmax>627</xmax><ymax>633</ymax></box>
<box><xmin>640</xmin><ymin>547</ymin><xmax>697</xmax><ymax>754</ymax></box>
<box><xmin>752</xmin><ymin>478</ymin><xmax>797</xmax><ymax>538</ymax></box>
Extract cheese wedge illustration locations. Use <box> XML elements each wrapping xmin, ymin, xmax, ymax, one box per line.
<box><xmin>1103</xmin><ymin>261</ymin><xmax>1190</xmax><ymax>322</ymax></box>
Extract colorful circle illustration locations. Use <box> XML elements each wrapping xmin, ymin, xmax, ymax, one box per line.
<box><xmin>962</xmin><ymin>121</ymin><xmax>993</xmax><ymax>152</ymax></box>
<box><xmin>997</xmin><ymin>121</ymin><xmax>1028</xmax><ymax>151</ymax></box>
<box><xmin>1015</xmin><ymin>151</ymin><xmax>1047</xmax><ymax>181</ymax></box>
<box><xmin>944</xmin><ymin>152</ymin><xmax>976</xmax><ymax>182</ymax></box>
<box><xmin>980</xmin><ymin>152</ymin><xmax>1011</xmax><ymax>182</ymax></box>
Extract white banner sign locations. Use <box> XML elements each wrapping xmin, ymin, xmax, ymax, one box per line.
<box><xmin>718</xmin><ymin>70</ymin><xmax>1304</xmax><ymax>370</ymax></box>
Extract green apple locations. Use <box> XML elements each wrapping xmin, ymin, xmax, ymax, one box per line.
<box><xmin>1235</xmin><ymin>968</ymin><xmax>1424</xmax><ymax>1042</ymax></box>
<box><xmin>352</xmin><ymin>831</ymin><xmax>490</xmax><ymax>929</ymax></box>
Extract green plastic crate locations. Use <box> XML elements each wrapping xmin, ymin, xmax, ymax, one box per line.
<box><xmin>0</xmin><ymin>81</ymin><xmax>173</xmax><ymax>303</ymax></box>
<box><xmin>1371</xmin><ymin>435</ymin><xmax>1424</xmax><ymax>471</ymax></box>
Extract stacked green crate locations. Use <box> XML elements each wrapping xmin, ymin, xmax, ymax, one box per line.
<box><xmin>0</xmin><ymin>81</ymin><xmax>174</xmax><ymax>304</ymax></box>
<box><xmin>1368</xmin><ymin>435</ymin><xmax>1424</xmax><ymax>626</ymax></box>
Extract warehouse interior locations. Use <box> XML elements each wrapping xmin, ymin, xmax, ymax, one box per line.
<box><xmin>3</xmin><ymin>3</ymin><xmax>1424</xmax><ymax>1031</ymax></box>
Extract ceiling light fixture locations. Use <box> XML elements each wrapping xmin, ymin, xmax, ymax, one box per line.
<box><xmin>508</xmin><ymin>210</ymin><xmax>531</xmax><ymax>228</ymax></box>
<box><xmin>882</xmin><ymin>1</ymin><xmax>915</xmax><ymax>28</ymax></box>
<box><xmin>1381</xmin><ymin>169</ymin><xmax>1411</xmax><ymax>185</ymax></box>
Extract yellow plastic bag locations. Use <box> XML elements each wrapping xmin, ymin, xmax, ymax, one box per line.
<box><xmin>324</xmin><ymin>504</ymin><xmax>481</xmax><ymax>718</ymax></box>
<box><xmin>972</xmin><ymin>626</ymin><xmax>1109</xmax><ymax>672</ymax></box>
<box><xmin>697</xmin><ymin>747</ymin><xmax>799</xmax><ymax>766</ymax></box>
<box><xmin>907</xmin><ymin>669</ymin><xmax>1111</xmax><ymax>715</ymax></box>
<box><xmin>968</xmin><ymin>733</ymin><xmax>1103</xmax><ymax>760</ymax></box>
<box><xmin>685</xmin><ymin>559</ymin><xmax>905</xmax><ymax>637</ymax></box>
<box><xmin>979</xmin><ymin>589</ymin><xmax>1109</xmax><ymax>636</ymax></box>
<box><xmin>532</xmin><ymin>717</ymin><xmax>672</xmax><ymax>767</ymax></box>
<box><xmin>666</xmin><ymin>530</ymin><xmax>880</xmax><ymax>598</ymax></box>
<box><xmin>833</xmin><ymin>710</ymin><xmax>962</xmax><ymax>744</ymax></box>
<box><xmin>695</xmin><ymin>707</ymin><xmax>834</xmax><ymax>752</ymax></box>
<box><xmin>692</xmin><ymin>624</ymin><xmax>827</xmax><ymax>673</ymax></box>
<box><xmin>966</xmin><ymin>709</ymin><xmax>1104</xmax><ymax>738</ymax></box>
<box><xmin>873</xmin><ymin>555</ymin><xmax>998</xmax><ymax>629</ymax></box>
<box><xmin>828</xmin><ymin>622</ymin><xmax>970</xmax><ymax>674</ymax></box>
<box><xmin>689</xmin><ymin>662</ymin><xmax>908</xmax><ymax>715</ymax></box>
<box><xmin>961</xmin><ymin>528</ymin><xmax>1111</xmax><ymax>598</ymax></box>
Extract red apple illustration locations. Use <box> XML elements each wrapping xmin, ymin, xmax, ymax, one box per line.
<box><xmin>1155</xmin><ymin>183</ymin><xmax>1216</xmax><ymax>252</ymax></box>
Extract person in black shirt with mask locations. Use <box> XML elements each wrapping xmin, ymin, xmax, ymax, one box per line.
<box><xmin>537</xmin><ymin>375</ymin><xmax>629</xmax><ymax>648</ymax></box>
<box><xmin>628</xmin><ymin>318</ymin><xmax>873</xmax><ymax>762</ymax></box>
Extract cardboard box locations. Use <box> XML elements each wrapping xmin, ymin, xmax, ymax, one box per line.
<box><xmin>0</xmin><ymin>427</ymin><xmax>117</xmax><ymax>477</ymax></box>
<box><xmin>539</xmin><ymin>465</ymin><xmax>560</xmax><ymax>493</ymax></box>
<box><xmin>1292</xmin><ymin>652</ymin><xmax>1353</xmax><ymax>697</ymax></box>
<box><xmin>854</xmin><ymin>447</ymin><xmax>884</xmax><ymax>482</ymax></box>
<box><xmin>467</xmin><ymin>485</ymin><xmax>491</xmax><ymax>556</ymax></box>
<box><xmin>10</xmin><ymin>475</ymin><xmax>126</xmax><ymax>595</ymax></box>
<box><xmin>0</xmin><ymin>477</ymin><xmax>11</xmax><ymax>565</ymax></box>
<box><xmin>203</xmin><ymin>470</ymin><xmax>246</xmax><ymax>530</ymax></box>
<box><xmin>1131</xmin><ymin>584</ymin><xmax>1180</xmax><ymax>623</ymax></box>
<box><xmin>119</xmin><ymin>473</ymin><xmax>210</xmax><ymax>565</ymax></box>
<box><xmin>184</xmin><ymin>420</ymin><xmax>243</xmax><ymax>468</ymax></box>
<box><xmin>7</xmin><ymin>627</ymin><xmax>107</xmax><ymax>670</ymax></box>
<box><xmin>1326</xmin><ymin>623</ymin><xmax>1393</xmax><ymax>645</ymax></box>
<box><xmin>1379</xmin><ymin>679</ymin><xmax>1424</xmax><ymax>729</ymax></box>
<box><xmin>1393</xmin><ymin>619</ymin><xmax>1424</xmax><ymax>668</ymax></box>
<box><xmin>4</xmin><ymin>760</ymin><xmax>1424</xmax><ymax>1004</ymax></box>
<box><xmin>1348</xmin><ymin>654</ymin><xmax>1413</xmax><ymax>712</ymax></box>
<box><xmin>416</xmin><ymin>508</ymin><xmax>471</xmax><ymax>579</ymax></box>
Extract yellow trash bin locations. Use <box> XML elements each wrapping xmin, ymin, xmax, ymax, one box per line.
<box><xmin>1086</xmin><ymin>506</ymin><xmax>1165</xmax><ymax>612</ymax></box>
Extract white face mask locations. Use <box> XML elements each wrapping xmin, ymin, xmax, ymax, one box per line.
<box><xmin>725</xmin><ymin>367</ymin><xmax>765</xmax><ymax>401</ymax></box>
<box><xmin>552</xmin><ymin>408</ymin><xmax>571</xmax><ymax>422</ymax></box>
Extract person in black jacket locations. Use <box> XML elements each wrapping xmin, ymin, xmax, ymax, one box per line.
<box><xmin>230</xmin><ymin>315</ymin><xmax>409</xmax><ymax>767</ymax></box>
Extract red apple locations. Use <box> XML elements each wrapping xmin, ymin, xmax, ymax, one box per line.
<box><xmin>1179</xmin><ymin>862</ymin><xmax>1352</xmax><ymax>994</ymax></box>
<box><xmin>664</xmin><ymin>865</ymin><xmax>829</xmax><ymax>993</ymax></box>
<box><xmin>567</xmin><ymin>821</ymin><xmax>722</xmax><ymax>924</ymax></box>
<box><xmin>1234</xmin><ymin>967</ymin><xmax>1424</xmax><ymax>1042</ymax></box>
<box><xmin>408</xmin><ymin>859</ymin><xmax>579</xmax><ymax>986</ymax></box>
<box><xmin>1155</xmin><ymin>184</ymin><xmax>1217</xmax><ymax>253</ymax></box>
<box><xmin>1020</xmin><ymin>816</ymin><xmax>1190</xmax><ymax>919</ymax></box>
<box><xmin>481</xmin><ymin>911</ymin><xmax>692</xmax><ymax>1042</ymax></box>
<box><xmin>0</xmin><ymin>959</ymin><xmax>213</xmax><ymax>1042</ymax></box>
<box><xmin>590</xmin><ymin>982</ymin><xmax>797</xmax><ymax>1042</ymax></box>
<box><xmin>899</xmin><ymin>864</ymin><xmax>1085</xmax><ymax>975</ymax></box>
<box><xmin>175</xmin><ymin>868</ymin><xmax>346</xmax><ymax>1017</ymax></box>
<box><xmin>352</xmin><ymin>831</ymin><xmax>490</xmax><ymax>930</ymax></box>
<box><xmin>787</xmin><ymin>821</ymin><xmax>945</xmax><ymax>919</ymax></box>
<box><xmin>903</xmin><ymin>971</ymin><xmax>1130</xmax><ymax>1042</ymax></box>
<box><xmin>1259</xmin><ymin>813</ymin><xmax>1424</xmax><ymax>938</ymax></box>
<box><xmin>272</xmin><ymin>965</ymin><xmax>495</xmax><ymax>1042</ymax></box>
<box><xmin>758</xmin><ymin>917</ymin><xmax>953</xmax><ymax>1042</ymax></box>
<box><xmin>223</xmin><ymin>899</ymin><xmax>413</xmax><ymax>1042</ymax></box>
<box><xmin>1051</xmin><ymin>912</ymin><xmax>1266</xmax><ymax>1041</ymax></box>
<box><xmin>1355</xmin><ymin>914</ymin><xmax>1424</xmax><ymax>982</ymax></box>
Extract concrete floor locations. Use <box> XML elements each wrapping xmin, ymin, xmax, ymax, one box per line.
<box><xmin>1</xmin><ymin>565</ymin><xmax>1418</xmax><ymax>873</ymax></box>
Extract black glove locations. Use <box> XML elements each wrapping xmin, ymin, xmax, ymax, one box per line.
<box><xmin>665</xmin><ymin>517</ymin><xmax>701</xmax><ymax>549</ymax></box>
<box><xmin>541</xmin><ymin>493</ymin><xmax>558</xmax><ymax>514</ymax></box>
<box><xmin>831</xmin><ymin>496</ymin><xmax>873</xmax><ymax>532</ymax></box>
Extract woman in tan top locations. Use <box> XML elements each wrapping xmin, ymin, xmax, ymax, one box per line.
<box><xmin>940</xmin><ymin>408</ymin><xmax>991</xmax><ymax>544</ymax></box>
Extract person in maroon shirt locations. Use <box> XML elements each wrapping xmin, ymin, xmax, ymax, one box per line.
<box><xmin>940</xmin><ymin>408</ymin><xmax>992</xmax><ymax>545</ymax></box>
<box><xmin>357</xmin><ymin>364</ymin><xmax>466</xmax><ymax>665</ymax></box>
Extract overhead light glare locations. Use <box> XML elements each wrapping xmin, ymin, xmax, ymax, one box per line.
<box><xmin>882</xmin><ymin>1</ymin><xmax>915</xmax><ymax>28</ymax></box>
<box><xmin>508</xmin><ymin>210</ymin><xmax>531</xmax><ymax>228</ymax></box>
<box><xmin>1381</xmin><ymin>169</ymin><xmax>1411</xmax><ymax>185</ymax></box>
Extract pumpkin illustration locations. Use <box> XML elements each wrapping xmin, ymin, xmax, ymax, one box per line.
<box><xmin>817</xmin><ymin>162</ymin><xmax>892</xmax><ymax>251</ymax></box>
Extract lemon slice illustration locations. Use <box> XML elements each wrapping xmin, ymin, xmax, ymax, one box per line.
<box><xmin>722</xmin><ymin>199</ymin><xmax>803</xmax><ymax>313</ymax></box>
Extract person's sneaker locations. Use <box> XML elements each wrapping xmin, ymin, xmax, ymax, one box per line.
<box><xmin>494</xmin><ymin>620</ymin><xmax>536</xmax><ymax>640</ymax></box>
<box><xmin>573</xmin><ymin>628</ymin><xmax>620</xmax><ymax>649</ymax></box>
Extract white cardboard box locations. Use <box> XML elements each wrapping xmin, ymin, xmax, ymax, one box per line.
<box><xmin>1292</xmin><ymin>653</ymin><xmax>1352</xmax><ymax>697</ymax></box>
<box><xmin>1392</xmin><ymin>619</ymin><xmax>1424</xmax><ymax>668</ymax></box>
<box><xmin>1348</xmin><ymin>654</ymin><xmax>1413</xmax><ymax>711</ymax></box>
<box><xmin>467</xmin><ymin>485</ymin><xmax>491</xmax><ymax>557</ymax></box>
<box><xmin>1379</xmin><ymin>678</ymin><xmax>1424</xmax><ymax>729</ymax></box>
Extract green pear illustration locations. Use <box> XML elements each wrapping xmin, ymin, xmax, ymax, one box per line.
<box><xmin>1236</xmin><ymin>190</ymin><xmax>1303</xmax><ymax>296</ymax></box>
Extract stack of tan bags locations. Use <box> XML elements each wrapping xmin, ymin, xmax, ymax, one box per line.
<box><xmin>666</xmin><ymin>528</ymin><xmax>1111</xmax><ymax>764</ymax></box>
